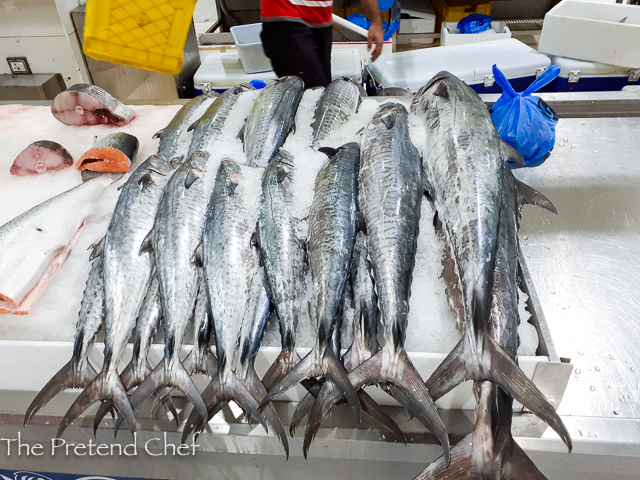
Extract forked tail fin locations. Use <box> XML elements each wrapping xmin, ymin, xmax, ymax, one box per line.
<box><xmin>56</xmin><ymin>370</ymin><xmax>135</xmax><ymax>438</ymax></box>
<box><xmin>181</xmin><ymin>369</ymin><xmax>270</xmax><ymax>443</ymax></box>
<box><xmin>302</xmin><ymin>349</ymin><xmax>449</xmax><ymax>461</ymax></box>
<box><xmin>24</xmin><ymin>359</ymin><xmax>98</xmax><ymax>426</ymax></box>
<box><xmin>425</xmin><ymin>336</ymin><xmax>572</xmax><ymax>452</ymax></box>
<box><xmin>124</xmin><ymin>358</ymin><xmax>208</xmax><ymax>428</ymax></box>
<box><xmin>413</xmin><ymin>432</ymin><xmax>548</xmax><ymax>480</ymax></box>
<box><xmin>261</xmin><ymin>349</ymin><xmax>295</xmax><ymax>392</ymax></box>
<box><xmin>260</xmin><ymin>348</ymin><xmax>361</xmax><ymax>422</ymax></box>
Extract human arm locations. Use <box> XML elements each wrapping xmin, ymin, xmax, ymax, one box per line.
<box><xmin>360</xmin><ymin>0</ymin><xmax>384</xmax><ymax>61</ymax></box>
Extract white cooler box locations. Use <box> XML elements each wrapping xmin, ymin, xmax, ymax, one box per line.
<box><xmin>546</xmin><ymin>55</ymin><xmax>640</xmax><ymax>92</ymax></box>
<box><xmin>539</xmin><ymin>0</ymin><xmax>640</xmax><ymax>70</ymax></box>
<box><xmin>368</xmin><ymin>38</ymin><xmax>550</xmax><ymax>94</ymax></box>
<box><xmin>194</xmin><ymin>48</ymin><xmax>362</xmax><ymax>93</ymax></box>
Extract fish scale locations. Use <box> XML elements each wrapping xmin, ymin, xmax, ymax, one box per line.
<box><xmin>258</xmin><ymin>152</ymin><xmax>307</xmax><ymax>390</ymax></box>
<box><xmin>312</xmin><ymin>78</ymin><xmax>361</xmax><ymax>147</ymax></box>
<box><xmin>243</xmin><ymin>76</ymin><xmax>304</xmax><ymax>167</ymax></box>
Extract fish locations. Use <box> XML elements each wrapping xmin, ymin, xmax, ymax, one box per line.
<box><xmin>182</xmin><ymin>159</ymin><xmax>269</xmax><ymax>438</ymax></box>
<box><xmin>125</xmin><ymin>151</ymin><xmax>219</xmax><ymax>422</ymax></box>
<box><xmin>299</xmin><ymin>105</ymin><xmax>450</xmax><ymax>459</ymax></box>
<box><xmin>0</xmin><ymin>176</ymin><xmax>112</xmax><ymax>315</ymax></box>
<box><xmin>255</xmin><ymin>151</ymin><xmax>307</xmax><ymax>391</ymax></box>
<box><xmin>289</xmin><ymin>232</ymin><xmax>407</xmax><ymax>447</ymax></box>
<box><xmin>415</xmin><ymin>168</ymin><xmax>555</xmax><ymax>480</ymax></box>
<box><xmin>260</xmin><ymin>142</ymin><xmax>361</xmax><ymax>425</ymax></box>
<box><xmin>24</xmin><ymin>245</ymin><xmax>105</xmax><ymax>424</ymax></box>
<box><xmin>311</xmin><ymin>77</ymin><xmax>361</xmax><ymax>147</ymax></box>
<box><xmin>154</xmin><ymin>91</ymin><xmax>220</xmax><ymax>160</ymax></box>
<box><xmin>187</xmin><ymin>84</ymin><xmax>255</xmax><ymax>158</ymax></box>
<box><xmin>241</xmin><ymin>76</ymin><xmax>304</xmax><ymax>167</ymax></box>
<box><xmin>375</xmin><ymin>87</ymin><xmax>413</xmax><ymax>98</ymax></box>
<box><xmin>11</xmin><ymin>140</ymin><xmax>73</xmax><ymax>176</ymax></box>
<box><xmin>75</xmin><ymin>132</ymin><xmax>139</xmax><ymax>173</ymax></box>
<box><xmin>411</xmin><ymin>71</ymin><xmax>571</xmax><ymax>451</ymax></box>
<box><xmin>51</xmin><ymin>84</ymin><xmax>135</xmax><ymax>126</ymax></box>
<box><xmin>56</xmin><ymin>154</ymin><xmax>175</xmax><ymax>437</ymax></box>
<box><xmin>92</xmin><ymin>270</ymin><xmax>178</xmax><ymax>433</ymax></box>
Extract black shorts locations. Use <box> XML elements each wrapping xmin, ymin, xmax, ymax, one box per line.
<box><xmin>261</xmin><ymin>21</ymin><xmax>332</xmax><ymax>88</ymax></box>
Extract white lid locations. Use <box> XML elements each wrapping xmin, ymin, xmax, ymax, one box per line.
<box><xmin>449</xmin><ymin>38</ymin><xmax>550</xmax><ymax>81</ymax></box>
<box><xmin>549</xmin><ymin>55</ymin><xmax>632</xmax><ymax>76</ymax></box>
<box><xmin>195</xmin><ymin>49</ymin><xmax>362</xmax><ymax>88</ymax></box>
<box><xmin>368</xmin><ymin>47</ymin><xmax>475</xmax><ymax>91</ymax></box>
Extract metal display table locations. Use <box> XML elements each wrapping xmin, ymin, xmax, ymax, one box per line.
<box><xmin>0</xmin><ymin>93</ymin><xmax>639</xmax><ymax>479</ymax></box>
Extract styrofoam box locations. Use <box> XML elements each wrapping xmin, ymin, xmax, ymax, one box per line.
<box><xmin>538</xmin><ymin>0</ymin><xmax>640</xmax><ymax>69</ymax></box>
<box><xmin>230</xmin><ymin>23</ymin><xmax>272</xmax><ymax>74</ymax></box>
<box><xmin>441</xmin><ymin>21</ymin><xmax>511</xmax><ymax>47</ymax></box>
<box><xmin>546</xmin><ymin>55</ymin><xmax>640</xmax><ymax>92</ymax></box>
<box><xmin>397</xmin><ymin>0</ymin><xmax>436</xmax><ymax>45</ymax></box>
<box><xmin>369</xmin><ymin>38</ymin><xmax>550</xmax><ymax>93</ymax></box>
<box><xmin>194</xmin><ymin>48</ymin><xmax>362</xmax><ymax>92</ymax></box>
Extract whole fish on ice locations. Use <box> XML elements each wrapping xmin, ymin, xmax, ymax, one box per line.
<box><xmin>56</xmin><ymin>154</ymin><xmax>175</xmax><ymax>437</ymax></box>
<box><xmin>411</xmin><ymin>71</ymin><xmax>571</xmax><ymax>452</ymax></box>
<box><xmin>241</xmin><ymin>76</ymin><xmax>304</xmax><ymax>167</ymax></box>
<box><xmin>311</xmin><ymin>77</ymin><xmax>361</xmax><ymax>147</ymax></box>
<box><xmin>260</xmin><ymin>142</ymin><xmax>362</xmax><ymax>434</ymax></box>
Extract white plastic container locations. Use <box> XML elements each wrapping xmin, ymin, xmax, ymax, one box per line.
<box><xmin>441</xmin><ymin>21</ymin><xmax>511</xmax><ymax>46</ymax></box>
<box><xmin>195</xmin><ymin>48</ymin><xmax>363</xmax><ymax>93</ymax></box>
<box><xmin>368</xmin><ymin>38</ymin><xmax>550</xmax><ymax>93</ymax></box>
<box><xmin>230</xmin><ymin>23</ymin><xmax>272</xmax><ymax>74</ymax></box>
<box><xmin>546</xmin><ymin>55</ymin><xmax>640</xmax><ymax>92</ymax></box>
<box><xmin>538</xmin><ymin>0</ymin><xmax>640</xmax><ymax>69</ymax></box>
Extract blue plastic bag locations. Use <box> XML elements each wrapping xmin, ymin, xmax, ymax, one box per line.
<box><xmin>457</xmin><ymin>13</ymin><xmax>492</xmax><ymax>34</ymax></box>
<box><xmin>490</xmin><ymin>64</ymin><xmax>561</xmax><ymax>166</ymax></box>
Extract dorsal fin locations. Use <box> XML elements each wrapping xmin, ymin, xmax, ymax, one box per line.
<box><xmin>318</xmin><ymin>147</ymin><xmax>339</xmax><ymax>157</ymax></box>
<box><xmin>516</xmin><ymin>180</ymin><xmax>558</xmax><ymax>214</ymax></box>
<box><xmin>380</xmin><ymin>110</ymin><xmax>397</xmax><ymax>130</ymax></box>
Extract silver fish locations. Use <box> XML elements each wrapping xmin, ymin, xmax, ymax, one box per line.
<box><xmin>154</xmin><ymin>91</ymin><xmax>220</xmax><ymax>160</ymax></box>
<box><xmin>242</xmin><ymin>76</ymin><xmax>304</xmax><ymax>167</ymax></box>
<box><xmin>126</xmin><ymin>151</ymin><xmax>218</xmax><ymax>422</ymax></box>
<box><xmin>412</xmin><ymin>72</ymin><xmax>570</xmax><ymax>452</ymax></box>
<box><xmin>24</xmin><ymin>245</ymin><xmax>105</xmax><ymax>424</ymax></box>
<box><xmin>416</xmin><ymin>168</ymin><xmax>556</xmax><ymax>480</ymax></box>
<box><xmin>260</xmin><ymin>142</ymin><xmax>361</xmax><ymax>433</ymax></box>
<box><xmin>303</xmin><ymin>104</ymin><xmax>449</xmax><ymax>460</ymax></box>
<box><xmin>183</xmin><ymin>159</ymin><xmax>269</xmax><ymax>437</ymax></box>
<box><xmin>257</xmin><ymin>151</ymin><xmax>307</xmax><ymax>391</ymax></box>
<box><xmin>311</xmin><ymin>77</ymin><xmax>361</xmax><ymax>147</ymax></box>
<box><xmin>57</xmin><ymin>154</ymin><xmax>175</xmax><ymax>437</ymax></box>
<box><xmin>187</xmin><ymin>84</ymin><xmax>255</xmax><ymax>157</ymax></box>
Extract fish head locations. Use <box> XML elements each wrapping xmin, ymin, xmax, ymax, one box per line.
<box><xmin>373</xmin><ymin>103</ymin><xmax>407</xmax><ymax>130</ymax></box>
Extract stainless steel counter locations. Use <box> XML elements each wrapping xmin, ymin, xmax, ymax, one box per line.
<box><xmin>0</xmin><ymin>104</ymin><xmax>639</xmax><ymax>480</ymax></box>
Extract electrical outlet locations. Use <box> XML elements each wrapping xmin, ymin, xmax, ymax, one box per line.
<box><xmin>6</xmin><ymin>57</ymin><xmax>31</xmax><ymax>75</ymax></box>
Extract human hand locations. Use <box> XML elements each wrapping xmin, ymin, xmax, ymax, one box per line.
<box><xmin>367</xmin><ymin>21</ymin><xmax>384</xmax><ymax>62</ymax></box>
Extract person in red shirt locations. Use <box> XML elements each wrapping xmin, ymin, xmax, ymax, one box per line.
<box><xmin>260</xmin><ymin>0</ymin><xmax>384</xmax><ymax>88</ymax></box>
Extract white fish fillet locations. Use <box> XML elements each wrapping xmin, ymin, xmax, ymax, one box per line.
<box><xmin>0</xmin><ymin>176</ymin><xmax>111</xmax><ymax>313</ymax></box>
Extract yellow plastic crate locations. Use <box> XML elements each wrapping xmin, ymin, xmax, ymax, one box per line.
<box><xmin>432</xmin><ymin>0</ymin><xmax>491</xmax><ymax>31</ymax></box>
<box><xmin>83</xmin><ymin>0</ymin><xmax>197</xmax><ymax>75</ymax></box>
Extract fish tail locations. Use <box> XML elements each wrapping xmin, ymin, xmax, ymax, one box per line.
<box><xmin>244</xmin><ymin>366</ymin><xmax>289</xmax><ymax>458</ymax></box>
<box><xmin>57</xmin><ymin>371</ymin><xmax>135</xmax><ymax>438</ymax></box>
<box><xmin>260</xmin><ymin>348</ymin><xmax>361</xmax><ymax>421</ymax></box>
<box><xmin>414</xmin><ymin>426</ymin><xmax>548</xmax><ymax>479</ymax></box>
<box><xmin>24</xmin><ymin>359</ymin><xmax>98</xmax><ymax>426</ymax></box>
<box><xmin>425</xmin><ymin>337</ymin><xmax>572</xmax><ymax>452</ymax></box>
<box><xmin>290</xmin><ymin>391</ymin><xmax>316</xmax><ymax>436</ymax></box>
<box><xmin>182</xmin><ymin>370</ymin><xmax>270</xmax><ymax>443</ymax></box>
<box><xmin>127</xmin><ymin>358</ymin><xmax>208</xmax><ymax>426</ymax></box>
<box><xmin>358</xmin><ymin>389</ymin><xmax>406</xmax><ymax>444</ymax></box>
<box><xmin>262</xmin><ymin>349</ymin><xmax>294</xmax><ymax>391</ymax></box>
<box><xmin>149</xmin><ymin>388</ymin><xmax>180</xmax><ymax>426</ymax></box>
<box><xmin>303</xmin><ymin>350</ymin><xmax>448</xmax><ymax>461</ymax></box>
